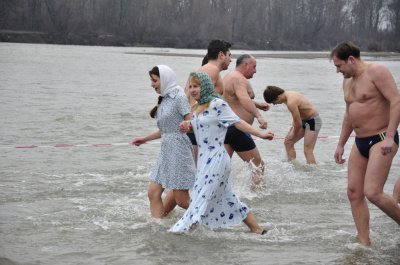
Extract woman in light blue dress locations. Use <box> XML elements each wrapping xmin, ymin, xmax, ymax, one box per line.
<box><xmin>132</xmin><ymin>65</ymin><xmax>195</xmax><ymax>218</ymax></box>
<box><xmin>170</xmin><ymin>72</ymin><xmax>274</xmax><ymax>234</ymax></box>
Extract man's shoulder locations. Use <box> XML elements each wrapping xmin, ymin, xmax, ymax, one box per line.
<box><xmin>199</xmin><ymin>63</ymin><xmax>220</xmax><ymax>77</ymax></box>
<box><xmin>286</xmin><ymin>92</ymin><xmax>303</xmax><ymax>106</ymax></box>
<box><xmin>287</xmin><ymin>91</ymin><xmax>304</xmax><ymax>99</ymax></box>
<box><xmin>223</xmin><ymin>70</ymin><xmax>245</xmax><ymax>82</ymax></box>
<box><xmin>366</xmin><ymin>62</ymin><xmax>391</xmax><ymax>79</ymax></box>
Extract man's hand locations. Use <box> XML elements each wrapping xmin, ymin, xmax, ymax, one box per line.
<box><xmin>259</xmin><ymin>130</ymin><xmax>274</xmax><ymax>140</ymax></box>
<box><xmin>256</xmin><ymin>116</ymin><xmax>267</xmax><ymax>129</ymax></box>
<box><xmin>334</xmin><ymin>145</ymin><xmax>346</xmax><ymax>164</ymax></box>
<box><xmin>381</xmin><ymin>137</ymin><xmax>395</xmax><ymax>156</ymax></box>
<box><xmin>255</xmin><ymin>101</ymin><xmax>270</xmax><ymax>111</ymax></box>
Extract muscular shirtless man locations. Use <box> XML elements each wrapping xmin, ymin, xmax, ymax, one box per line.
<box><xmin>223</xmin><ymin>54</ymin><xmax>273</xmax><ymax>186</ymax></box>
<box><xmin>331</xmin><ymin>41</ymin><xmax>400</xmax><ymax>246</ymax></box>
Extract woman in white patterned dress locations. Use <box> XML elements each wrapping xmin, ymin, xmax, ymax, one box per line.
<box><xmin>132</xmin><ymin>65</ymin><xmax>195</xmax><ymax>218</ymax></box>
<box><xmin>170</xmin><ymin>72</ymin><xmax>274</xmax><ymax>234</ymax></box>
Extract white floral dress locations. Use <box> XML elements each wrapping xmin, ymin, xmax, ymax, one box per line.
<box><xmin>170</xmin><ymin>98</ymin><xmax>249</xmax><ymax>232</ymax></box>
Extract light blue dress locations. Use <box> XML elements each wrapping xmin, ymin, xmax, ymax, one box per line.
<box><xmin>170</xmin><ymin>98</ymin><xmax>250</xmax><ymax>232</ymax></box>
<box><xmin>149</xmin><ymin>88</ymin><xmax>195</xmax><ymax>190</ymax></box>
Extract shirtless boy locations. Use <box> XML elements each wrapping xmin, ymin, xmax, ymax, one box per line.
<box><xmin>263</xmin><ymin>85</ymin><xmax>321</xmax><ymax>164</ymax></box>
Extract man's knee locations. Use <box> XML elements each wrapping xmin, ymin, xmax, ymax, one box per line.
<box><xmin>251</xmin><ymin>155</ymin><xmax>263</xmax><ymax>167</ymax></box>
<box><xmin>284</xmin><ymin>138</ymin><xmax>294</xmax><ymax>147</ymax></box>
<box><xmin>238</xmin><ymin>149</ymin><xmax>261</xmax><ymax>163</ymax></box>
<box><xmin>364</xmin><ymin>187</ymin><xmax>383</xmax><ymax>204</ymax></box>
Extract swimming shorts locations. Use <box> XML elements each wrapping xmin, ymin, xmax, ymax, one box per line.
<box><xmin>355</xmin><ymin>130</ymin><xmax>399</xmax><ymax>158</ymax></box>
<box><xmin>224</xmin><ymin>125</ymin><xmax>256</xmax><ymax>152</ymax></box>
<box><xmin>302</xmin><ymin>114</ymin><xmax>322</xmax><ymax>131</ymax></box>
<box><xmin>187</xmin><ymin>132</ymin><xmax>197</xmax><ymax>145</ymax></box>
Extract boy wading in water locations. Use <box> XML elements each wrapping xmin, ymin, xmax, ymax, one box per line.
<box><xmin>263</xmin><ymin>85</ymin><xmax>321</xmax><ymax>164</ymax></box>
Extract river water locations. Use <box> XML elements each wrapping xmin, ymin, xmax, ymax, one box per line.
<box><xmin>0</xmin><ymin>43</ymin><xmax>399</xmax><ymax>265</ymax></box>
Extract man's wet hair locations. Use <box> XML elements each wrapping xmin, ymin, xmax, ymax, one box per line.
<box><xmin>330</xmin><ymin>41</ymin><xmax>360</xmax><ymax>61</ymax></box>
<box><xmin>236</xmin><ymin>54</ymin><xmax>252</xmax><ymax>67</ymax></box>
<box><xmin>207</xmin><ymin>39</ymin><xmax>232</xmax><ymax>60</ymax></box>
<box><xmin>263</xmin><ymin>85</ymin><xmax>285</xmax><ymax>103</ymax></box>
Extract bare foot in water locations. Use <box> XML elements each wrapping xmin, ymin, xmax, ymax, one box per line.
<box><xmin>243</xmin><ymin>212</ymin><xmax>267</xmax><ymax>235</ymax></box>
<box><xmin>356</xmin><ymin>234</ymin><xmax>371</xmax><ymax>246</ymax></box>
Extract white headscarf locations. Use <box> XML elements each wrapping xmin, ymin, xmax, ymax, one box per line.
<box><xmin>158</xmin><ymin>65</ymin><xmax>183</xmax><ymax>97</ymax></box>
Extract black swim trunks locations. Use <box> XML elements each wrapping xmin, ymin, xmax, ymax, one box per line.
<box><xmin>302</xmin><ymin>114</ymin><xmax>322</xmax><ymax>131</ymax></box>
<box><xmin>224</xmin><ymin>125</ymin><xmax>256</xmax><ymax>152</ymax></box>
<box><xmin>355</xmin><ymin>130</ymin><xmax>399</xmax><ymax>158</ymax></box>
<box><xmin>187</xmin><ymin>132</ymin><xmax>197</xmax><ymax>145</ymax></box>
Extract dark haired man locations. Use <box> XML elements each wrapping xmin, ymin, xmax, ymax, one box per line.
<box><xmin>185</xmin><ymin>39</ymin><xmax>233</xmax><ymax>160</ymax></box>
<box><xmin>200</xmin><ymin>39</ymin><xmax>232</xmax><ymax>95</ymax></box>
<box><xmin>263</xmin><ymin>85</ymin><xmax>321</xmax><ymax>164</ymax></box>
<box><xmin>331</xmin><ymin>41</ymin><xmax>400</xmax><ymax>246</ymax></box>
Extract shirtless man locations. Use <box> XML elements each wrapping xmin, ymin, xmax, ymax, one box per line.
<box><xmin>223</xmin><ymin>54</ymin><xmax>273</xmax><ymax>186</ymax></box>
<box><xmin>199</xmin><ymin>39</ymin><xmax>232</xmax><ymax>95</ymax></box>
<box><xmin>263</xmin><ymin>85</ymin><xmax>321</xmax><ymax>164</ymax></box>
<box><xmin>186</xmin><ymin>39</ymin><xmax>231</xmax><ymax>105</ymax></box>
<box><xmin>186</xmin><ymin>39</ymin><xmax>232</xmax><ymax>158</ymax></box>
<box><xmin>331</xmin><ymin>41</ymin><xmax>400</xmax><ymax>246</ymax></box>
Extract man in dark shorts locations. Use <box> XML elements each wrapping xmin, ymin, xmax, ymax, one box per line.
<box><xmin>223</xmin><ymin>54</ymin><xmax>272</xmax><ymax>186</ymax></box>
<box><xmin>263</xmin><ymin>85</ymin><xmax>321</xmax><ymax>164</ymax></box>
<box><xmin>224</xmin><ymin>126</ymin><xmax>256</xmax><ymax>152</ymax></box>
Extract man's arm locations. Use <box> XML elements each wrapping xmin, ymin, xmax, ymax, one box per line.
<box><xmin>334</xmin><ymin>105</ymin><xmax>353</xmax><ymax>164</ymax></box>
<box><xmin>235</xmin><ymin>79</ymin><xmax>267</xmax><ymax>128</ymax></box>
<box><xmin>373</xmin><ymin>64</ymin><xmax>400</xmax><ymax>140</ymax></box>
<box><xmin>254</xmin><ymin>101</ymin><xmax>270</xmax><ymax>111</ymax></box>
<box><xmin>214</xmin><ymin>75</ymin><xmax>224</xmax><ymax>95</ymax></box>
<box><xmin>286</xmin><ymin>101</ymin><xmax>303</xmax><ymax>139</ymax></box>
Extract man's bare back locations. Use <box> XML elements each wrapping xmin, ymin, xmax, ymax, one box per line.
<box><xmin>199</xmin><ymin>63</ymin><xmax>224</xmax><ymax>95</ymax></box>
<box><xmin>285</xmin><ymin>91</ymin><xmax>318</xmax><ymax>121</ymax></box>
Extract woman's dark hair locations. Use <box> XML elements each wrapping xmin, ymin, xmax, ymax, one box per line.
<box><xmin>149</xmin><ymin>66</ymin><xmax>163</xmax><ymax>118</ymax></box>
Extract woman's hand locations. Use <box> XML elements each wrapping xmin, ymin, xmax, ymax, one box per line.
<box><xmin>179</xmin><ymin>121</ymin><xmax>192</xmax><ymax>133</ymax></box>
<box><xmin>131</xmin><ymin>137</ymin><xmax>146</xmax><ymax>146</ymax></box>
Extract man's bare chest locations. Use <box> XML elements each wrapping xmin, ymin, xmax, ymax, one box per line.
<box><xmin>344</xmin><ymin>79</ymin><xmax>377</xmax><ymax>104</ymax></box>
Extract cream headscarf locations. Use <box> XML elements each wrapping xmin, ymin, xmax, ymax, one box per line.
<box><xmin>158</xmin><ymin>65</ymin><xmax>182</xmax><ymax>97</ymax></box>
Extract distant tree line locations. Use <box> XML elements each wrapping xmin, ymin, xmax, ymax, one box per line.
<box><xmin>1</xmin><ymin>0</ymin><xmax>399</xmax><ymax>51</ymax></box>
